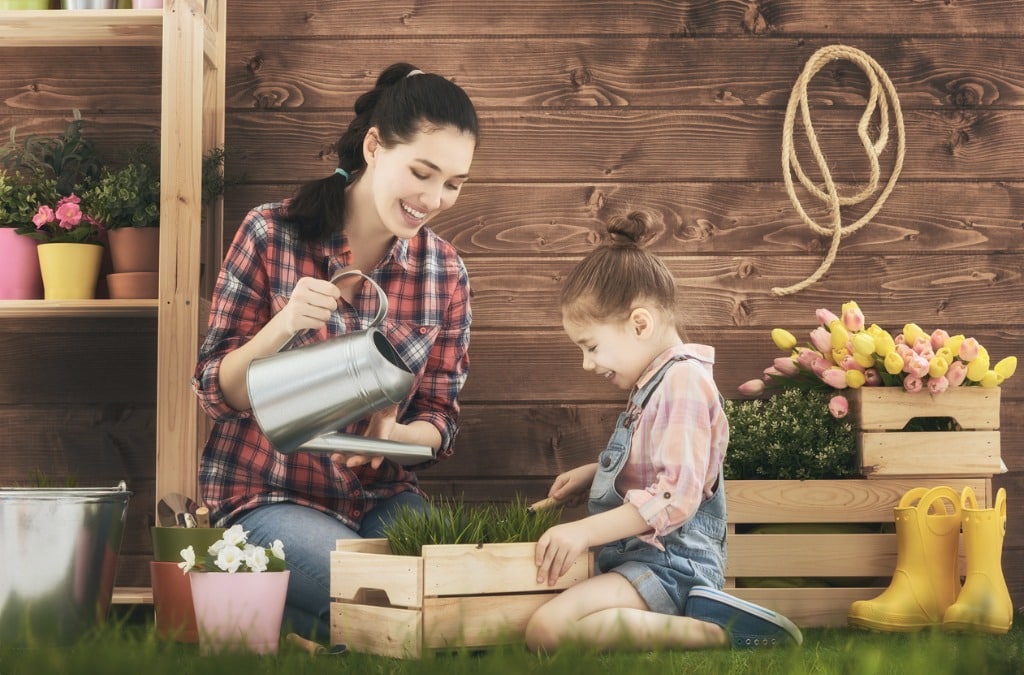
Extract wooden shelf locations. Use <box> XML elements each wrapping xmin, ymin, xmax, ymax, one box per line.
<box><xmin>0</xmin><ymin>299</ymin><xmax>158</xmax><ymax>318</ymax></box>
<box><xmin>0</xmin><ymin>9</ymin><xmax>162</xmax><ymax>47</ymax></box>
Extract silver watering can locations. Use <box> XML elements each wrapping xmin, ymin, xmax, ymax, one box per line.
<box><xmin>246</xmin><ymin>271</ymin><xmax>435</xmax><ymax>462</ymax></box>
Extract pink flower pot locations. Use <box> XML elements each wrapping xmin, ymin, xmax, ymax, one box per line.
<box><xmin>0</xmin><ymin>229</ymin><xmax>42</xmax><ymax>299</ymax></box>
<box><xmin>188</xmin><ymin>570</ymin><xmax>290</xmax><ymax>655</ymax></box>
<box><xmin>132</xmin><ymin>0</ymin><xmax>163</xmax><ymax>7</ymax></box>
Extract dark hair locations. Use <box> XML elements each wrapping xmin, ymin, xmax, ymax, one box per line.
<box><xmin>286</xmin><ymin>62</ymin><xmax>479</xmax><ymax>241</ymax></box>
<box><xmin>560</xmin><ymin>210</ymin><xmax>677</xmax><ymax>324</ymax></box>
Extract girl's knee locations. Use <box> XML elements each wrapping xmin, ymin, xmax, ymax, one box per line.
<box><xmin>524</xmin><ymin>604</ymin><xmax>564</xmax><ymax>653</ymax></box>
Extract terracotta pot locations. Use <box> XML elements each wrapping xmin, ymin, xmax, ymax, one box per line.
<box><xmin>150</xmin><ymin>561</ymin><xmax>198</xmax><ymax>643</ymax></box>
<box><xmin>0</xmin><ymin>229</ymin><xmax>43</xmax><ymax>299</ymax></box>
<box><xmin>189</xmin><ymin>570</ymin><xmax>290</xmax><ymax>655</ymax></box>
<box><xmin>107</xmin><ymin>227</ymin><xmax>160</xmax><ymax>274</ymax></box>
<box><xmin>106</xmin><ymin>271</ymin><xmax>159</xmax><ymax>299</ymax></box>
<box><xmin>36</xmin><ymin>242</ymin><xmax>104</xmax><ymax>300</ymax></box>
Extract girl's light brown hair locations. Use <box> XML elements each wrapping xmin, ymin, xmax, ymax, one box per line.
<box><xmin>560</xmin><ymin>210</ymin><xmax>676</xmax><ymax>324</ymax></box>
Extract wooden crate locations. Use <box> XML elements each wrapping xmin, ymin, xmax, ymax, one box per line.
<box><xmin>725</xmin><ymin>478</ymin><xmax>991</xmax><ymax>627</ymax></box>
<box><xmin>849</xmin><ymin>387</ymin><xmax>1002</xmax><ymax>478</ymax></box>
<box><xmin>330</xmin><ymin>539</ymin><xmax>593</xmax><ymax>658</ymax></box>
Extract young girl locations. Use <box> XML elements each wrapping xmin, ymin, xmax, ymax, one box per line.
<box><xmin>524</xmin><ymin>211</ymin><xmax>802</xmax><ymax>652</ymax></box>
<box><xmin>192</xmin><ymin>63</ymin><xmax>478</xmax><ymax>638</ymax></box>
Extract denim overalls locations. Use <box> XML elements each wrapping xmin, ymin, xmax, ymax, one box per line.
<box><xmin>588</xmin><ymin>355</ymin><xmax>727</xmax><ymax>615</ymax></box>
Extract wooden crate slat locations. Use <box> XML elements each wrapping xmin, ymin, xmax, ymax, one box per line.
<box><xmin>852</xmin><ymin>387</ymin><xmax>1000</xmax><ymax>430</ymax></box>
<box><xmin>727</xmin><ymin>533</ymin><xmax>896</xmax><ymax>578</ymax></box>
<box><xmin>422</xmin><ymin>594</ymin><xmax>556</xmax><ymax>650</ymax></box>
<box><xmin>732</xmin><ymin>588</ymin><xmax>885</xmax><ymax>628</ymax></box>
<box><xmin>331</xmin><ymin>602</ymin><xmax>421</xmax><ymax>659</ymax></box>
<box><xmin>330</xmin><ymin>549</ymin><xmax>423</xmax><ymax>608</ymax></box>
<box><xmin>860</xmin><ymin>431</ymin><xmax>1002</xmax><ymax>477</ymax></box>
<box><xmin>421</xmin><ymin>542</ymin><xmax>588</xmax><ymax>596</ymax></box>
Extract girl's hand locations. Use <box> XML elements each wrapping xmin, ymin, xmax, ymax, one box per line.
<box><xmin>549</xmin><ymin>463</ymin><xmax>597</xmax><ymax>506</ymax></box>
<box><xmin>279</xmin><ymin>276</ymin><xmax>341</xmax><ymax>337</ymax></box>
<box><xmin>535</xmin><ymin>522</ymin><xmax>590</xmax><ymax>586</ymax></box>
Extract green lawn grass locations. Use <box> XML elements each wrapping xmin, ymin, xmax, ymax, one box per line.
<box><xmin>1</xmin><ymin>607</ymin><xmax>1021</xmax><ymax>675</ymax></box>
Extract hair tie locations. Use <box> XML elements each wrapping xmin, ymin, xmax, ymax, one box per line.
<box><xmin>334</xmin><ymin>168</ymin><xmax>351</xmax><ymax>182</ymax></box>
<box><xmin>406</xmin><ymin>69</ymin><xmax>425</xmax><ymax>78</ymax></box>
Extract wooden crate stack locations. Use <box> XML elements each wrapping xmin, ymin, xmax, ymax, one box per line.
<box><xmin>726</xmin><ymin>386</ymin><xmax>1002</xmax><ymax>627</ymax></box>
<box><xmin>330</xmin><ymin>538</ymin><xmax>592</xmax><ymax>658</ymax></box>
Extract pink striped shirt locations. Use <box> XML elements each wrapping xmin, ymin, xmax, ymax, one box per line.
<box><xmin>618</xmin><ymin>343</ymin><xmax>729</xmax><ymax>548</ymax></box>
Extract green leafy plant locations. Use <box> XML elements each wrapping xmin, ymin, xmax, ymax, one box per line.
<box><xmin>723</xmin><ymin>388</ymin><xmax>857</xmax><ymax>480</ymax></box>
<box><xmin>383</xmin><ymin>495</ymin><xmax>564</xmax><ymax>557</ymax></box>
<box><xmin>0</xmin><ymin>168</ymin><xmax>58</xmax><ymax>229</ymax></box>
<box><xmin>0</xmin><ymin>109</ymin><xmax>103</xmax><ymax>197</ymax></box>
<box><xmin>84</xmin><ymin>150</ymin><xmax>160</xmax><ymax>230</ymax></box>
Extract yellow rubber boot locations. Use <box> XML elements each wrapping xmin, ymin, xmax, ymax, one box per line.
<box><xmin>942</xmin><ymin>487</ymin><xmax>1013</xmax><ymax>635</ymax></box>
<box><xmin>848</xmin><ymin>486</ymin><xmax>962</xmax><ymax>631</ymax></box>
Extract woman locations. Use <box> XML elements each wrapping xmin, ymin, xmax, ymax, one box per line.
<box><xmin>192</xmin><ymin>62</ymin><xmax>479</xmax><ymax>638</ymax></box>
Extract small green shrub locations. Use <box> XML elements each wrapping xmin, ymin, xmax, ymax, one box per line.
<box><xmin>724</xmin><ymin>388</ymin><xmax>857</xmax><ymax>480</ymax></box>
<box><xmin>383</xmin><ymin>495</ymin><xmax>564</xmax><ymax>556</ymax></box>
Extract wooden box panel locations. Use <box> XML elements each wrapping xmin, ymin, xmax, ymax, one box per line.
<box><xmin>725</xmin><ymin>478</ymin><xmax>990</xmax><ymax>627</ymax></box>
<box><xmin>850</xmin><ymin>388</ymin><xmax>1003</xmax><ymax>478</ymax></box>
<box><xmin>330</xmin><ymin>539</ymin><xmax>592</xmax><ymax>657</ymax></box>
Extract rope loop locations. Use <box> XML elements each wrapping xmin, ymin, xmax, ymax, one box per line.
<box><xmin>773</xmin><ymin>45</ymin><xmax>906</xmax><ymax>297</ymax></box>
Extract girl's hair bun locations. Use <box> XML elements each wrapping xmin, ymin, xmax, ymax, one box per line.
<box><xmin>606</xmin><ymin>210</ymin><xmax>653</xmax><ymax>247</ymax></box>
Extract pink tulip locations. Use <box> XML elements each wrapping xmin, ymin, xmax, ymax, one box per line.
<box><xmin>738</xmin><ymin>379</ymin><xmax>765</xmax><ymax>397</ymax></box>
<box><xmin>903</xmin><ymin>375</ymin><xmax>924</xmax><ymax>393</ymax></box>
<box><xmin>927</xmin><ymin>375</ymin><xmax>949</xmax><ymax>394</ymax></box>
<box><xmin>809</xmin><ymin>327</ymin><xmax>832</xmax><ymax>354</ymax></box>
<box><xmin>828</xmin><ymin>395</ymin><xmax>849</xmax><ymax>419</ymax></box>
<box><xmin>763</xmin><ymin>367</ymin><xmax>782</xmax><ymax>379</ymax></box>
<box><xmin>796</xmin><ymin>348</ymin><xmax>819</xmax><ymax>370</ymax></box>
<box><xmin>841</xmin><ymin>302</ymin><xmax>865</xmax><ymax>332</ymax></box>
<box><xmin>905</xmin><ymin>355</ymin><xmax>930</xmax><ymax>379</ymax></box>
<box><xmin>946</xmin><ymin>360</ymin><xmax>968</xmax><ymax>387</ymax></box>
<box><xmin>959</xmin><ymin>337</ymin><xmax>980</xmax><ymax>362</ymax></box>
<box><xmin>863</xmin><ymin>368</ymin><xmax>883</xmax><ymax>386</ymax></box>
<box><xmin>815</xmin><ymin>308</ymin><xmax>839</xmax><ymax>326</ymax></box>
<box><xmin>912</xmin><ymin>337</ymin><xmax>933</xmax><ymax>358</ymax></box>
<box><xmin>773</xmin><ymin>356</ymin><xmax>801</xmax><ymax>376</ymax></box>
<box><xmin>930</xmin><ymin>329</ymin><xmax>950</xmax><ymax>350</ymax></box>
<box><xmin>840</xmin><ymin>355</ymin><xmax>865</xmax><ymax>372</ymax></box>
<box><xmin>821</xmin><ymin>367</ymin><xmax>849</xmax><ymax>389</ymax></box>
<box><xmin>896</xmin><ymin>344</ymin><xmax>915</xmax><ymax>361</ymax></box>
<box><xmin>811</xmin><ymin>356</ymin><xmax>831</xmax><ymax>377</ymax></box>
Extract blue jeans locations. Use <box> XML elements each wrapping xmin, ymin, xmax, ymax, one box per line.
<box><xmin>233</xmin><ymin>492</ymin><xmax>426</xmax><ymax>639</ymax></box>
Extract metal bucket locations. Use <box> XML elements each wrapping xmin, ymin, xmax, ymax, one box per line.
<box><xmin>247</xmin><ymin>271</ymin><xmax>416</xmax><ymax>454</ymax></box>
<box><xmin>0</xmin><ymin>482</ymin><xmax>132</xmax><ymax>645</ymax></box>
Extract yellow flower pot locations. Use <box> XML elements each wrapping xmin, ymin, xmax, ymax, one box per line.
<box><xmin>37</xmin><ymin>242</ymin><xmax>104</xmax><ymax>300</ymax></box>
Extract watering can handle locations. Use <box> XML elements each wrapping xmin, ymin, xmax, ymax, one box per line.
<box><xmin>277</xmin><ymin>270</ymin><xmax>389</xmax><ymax>352</ymax></box>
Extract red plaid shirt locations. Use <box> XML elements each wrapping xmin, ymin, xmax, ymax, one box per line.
<box><xmin>192</xmin><ymin>201</ymin><xmax>471</xmax><ymax>529</ymax></box>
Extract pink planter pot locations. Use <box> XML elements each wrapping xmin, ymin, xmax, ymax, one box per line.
<box><xmin>189</xmin><ymin>570</ymin><xmax>290</xmax><ymax>655</ymax></box>
<box><xmin>0</xmin><ymin>229</ymin><xmax>42</xmax><ymax>299</ymax></box>
<box><xmin>132</xmin><ymin>0</ymin><xmax>163</xmax><ymax>7</ymax></box>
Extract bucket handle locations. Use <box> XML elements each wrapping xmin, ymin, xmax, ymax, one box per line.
<box><xmin>278</xmin><ymin>270</ymin><xmax>389</xmax><ymax>352</ymax></box>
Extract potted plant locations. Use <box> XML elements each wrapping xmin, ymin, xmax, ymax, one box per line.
<box><xmin>18</xmin><ymin>192</ymin><xmax>105</xmax><ymax>300</ymax></box>
<box><xmin>178</xmin><ymin>524</ymin><xmax>289</xmax><ymax>655</ymax></box>
<box><xmin>0</xmin><ymin>109</ymin><xmax>103</xmax><ymax>199</ymax></box>
<box><xmin>0</xmin><ymin>169</ymin><xmax>58</xmax><ymax>299</ymax></box>
<box><xmin>83</xmin><ymin>144</ymin><xmax>161</xmax><ymax>298</ymax></box>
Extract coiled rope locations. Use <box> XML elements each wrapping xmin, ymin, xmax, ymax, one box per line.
<box><xmin>773</xmin><ymin>45</ymin><xmax>906</xmax><ymax>297</ymax></box>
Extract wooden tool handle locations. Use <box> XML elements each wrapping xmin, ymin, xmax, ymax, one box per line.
<box><xmin>528</xmin><ymin>496</ymin><xmax>563</xmax><ymax>512</ymax></box>
<box><xmin>195</xmin><ymin>506</ymin><xmax>211</xmax><ymax>528</ymax></box>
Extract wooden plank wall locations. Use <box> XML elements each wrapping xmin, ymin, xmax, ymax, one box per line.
<box><xmin>1</xmin><ymin>1</ymin><xmax>1022</xmax><ymax>603</ymax></box>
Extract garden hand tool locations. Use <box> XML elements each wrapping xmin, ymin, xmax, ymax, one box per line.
<box><xmin>942</xmin><ymin>487</ymin><xmax>1013</xmax><ymax>635</ymax></box>
<box><xmin>285</xmin><ymin>632</ymin><xmax>347</xmax><ymax>656</ymax></box>
<box><xmin>157</xmin><ymin>492</ymin><xmax>197</xmax><ymax>528</ymax></box>
<box><xmin>527</xmin><ymin>496</ymin><xmax>564</xmax><ymax>514</ymax></box>
<box><xmin>848</xmin><ymin>485</ymin><xmax>962</xmax><ymax>631</ymax></box>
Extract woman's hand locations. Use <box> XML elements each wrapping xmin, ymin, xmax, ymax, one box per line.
<box><xmin>329</xmin><ymin>405</ymin><xmax>397</xmax><ymax>471</ymax></box>
<box><xmin>535</xmin><ymin>522</ymin><xmax>590</xmax><ymax>586</ymax></box>
<box><xmin>279</xmin><ymin>276</ymin><xmax>341</xmax><ymax>338</ymax></box>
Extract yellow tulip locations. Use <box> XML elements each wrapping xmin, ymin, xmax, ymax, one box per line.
<box><xmin>935</xmin><ymin>347</ymin><xmax>954</xmax><ymax>364</ymax></box>
<box><xmin>865</xmin><ymin>323</ymin><xmax>884</xmax><ymax>338</ymax></box>
<box><xmin>771</xmin><ymin>328</ymin><xmax>797</xmax><ymax>351</ymax></box>
<box><xmin>874</xmin><ymin>331</ymin><xmax>896</xmax><ymax>357</ymax></box>
<box><xmin>945</xmin><ymin>334</ymin><xmax>965</xmax><ymax>357</ymax></box>
<box><xmin>853</xmin><ymin>352</ymin><xmax>876</xmax><ymax>369</ymax></box>
<box><xmin>928</xmin><ymin>356</ymin><xmax>949</xmax><ymax>378</ymax></box>
<box><xmin>884</xmin><ymin>351</ymin><xmax>904</xmax><ymax>375</ymax></box>
<box><xmin>852</xmin><ymin>332</ymin><xmax>875</xmax><ymax>357</ymax></box>
<box><xmin>994</xmin><ymin>356</ymin><xmax>1017</xmax><ymax>379</ymax></box>
<box><xmin>966</xmin><ymin>354</ymin><xmax>990</xmax><ymax>382</ymax></box>
<box><xmin>980</xmin><ymin>370</ymin><xmax>1000</xmax><ymax>388</ymax></box>
<box><xmin>829</xmin><ymin>320</ymin><xmax>849</xmax><ymax>350</ymax></box>
<box><xmin>903</xmin><ymin>323</ymin><xmax>926</xmax><ymax>346</ymax></box>
<box><xmin>845</xmin><ymin>369</ymin><xmax>866</xmax><ymax>388</ymax></box>
<box><xmin>831</xmin><ymin>348</ymin><xmax>849</xmax><ymax>365</ymax></box>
